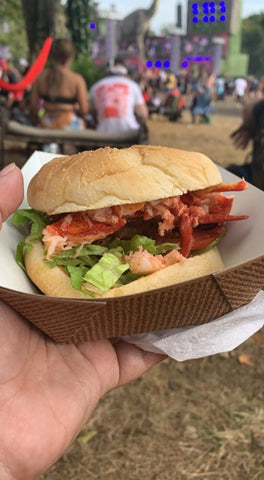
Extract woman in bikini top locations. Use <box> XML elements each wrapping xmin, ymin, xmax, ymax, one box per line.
<box><xmin>30</xmin><ymin>38</ymin><xmax>89</xmax><ymax>129</ymax></box>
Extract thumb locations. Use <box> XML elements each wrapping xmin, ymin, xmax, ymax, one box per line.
<box><xmin>0</xmin><ymin>164</ymin><xmax>24</xmax><ymax>228</ymax></box>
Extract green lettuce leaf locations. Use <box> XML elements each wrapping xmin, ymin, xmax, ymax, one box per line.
<box><xmin>109</xmin><ymin>235</ymin><xmax>179</xmax><ymax>255</ymax></box>
<box><xmin>155</xmin><ymin>242</ymin><xmax>180</xmax><ymax>254</ymax></box>
<box><xmin>116</xmin><ymin>271</ymin><xmax>141</xmax><ymax>286</ymax></box>
<box><xmin>107</xmin><ymin>246</ymin><xmax>124</xmax><ymax>259</ymax></box>
<box><xmin>65</xmin><ymin>266</ymin><xmax>95</xmax><ymax>297</ymax></box>
<box><xmin>15</xmin><ymin>242</ymin><xmax>32</xmax><ymax>271</ymax></box>
<box><xmin>12</xmin><ymin>209</ymin><xmax>48</xmax><ymax>241</ymax></box>
<box><xmin>66</xmin><ymin>265</ymin><xmax>85</xmax><ymax>291</ymax></box>
<box><xmin>78</xmin><ymin>244</ymin><xmax>108</xmax><ymax>256</ymax></box>
<box><xmin>83</xmin><ymin>253</ymin><xmax>129</xmax><ymax>291</ymax></box>
<box><xmin>44</xmin><ymin>244</ymin><xmax>108</xmax><ymax>269</ymax></box>
<box><xmin>44</xmin><ymin>244</ymin><xmax>114</xmax><ymax>294</ymax></box>
<box><xmin>109</xmin><ymin>235</ymin><xmax>156</xmax><ymax>254</ymax></box>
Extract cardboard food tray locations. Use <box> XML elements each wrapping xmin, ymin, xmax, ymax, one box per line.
<box><xmin>0</xmin><ymin>151</ymin><xmax>263</xmax><ymax>343</ymax></box>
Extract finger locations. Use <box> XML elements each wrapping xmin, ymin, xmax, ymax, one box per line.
<box><xmin>113</xmin><ymin>340</ymin><xmax>167</xmax><ymax>388</ymax></box>
<box><xmin>237</xmin><ymin>134</ymin><xmax>250</xmax><ymax>150</ymax></box>
<box><xmin>234</xmin><ymin>136</ymin><xmax>244</xmax><ymax>148</ymax></box>
<box><xmin>230</xmin><ymin>128</ymin><xmax>241</xmax><ymax>138</ymax></box>
<box><xmin>0</xmin><ymin>164</ymin><xmax>24</xmax><ymax>228</ymax></box>
<box><xmin>232</xmin><ymin>132</ymin><xmax>249</xmax><ymax>150</ymax></box>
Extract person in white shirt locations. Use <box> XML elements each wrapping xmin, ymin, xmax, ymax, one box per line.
<box><xmin>90</xmin><ymin>58</ymin><xmax>148</xmax><ymax>133</ymax></box>
<box><xmin>234</xmin><ymin>77</ymin><xmax>248</xmax><ymax>104</ymax></box>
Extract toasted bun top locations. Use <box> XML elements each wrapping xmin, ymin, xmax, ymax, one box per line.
<box><xmin>27</xmin><ymin>145</ymin><xmax>222</xmax><ymax>215</ymax></box>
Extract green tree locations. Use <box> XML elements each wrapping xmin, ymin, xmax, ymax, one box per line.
<box><xmin>66</xmin><ymin>0</ymin><xmax>93</xmax><ymax>57</ymax></box>
<box><xmin>66</xmin><ymin>0</ymin><xmax>106</xmax><ymax>89</ymax></box>
<box><xmin>22</xmin><ymin>0</ymin><xmax>68</xmax><ymax>58</ymax></box>
<box><xmin>0</xmin><ymin>0</ymin><xmax>27</xmax><ymax>59</ymax></box>
<box><xmin>71</xmin><ymin>56</ymin><xmax>106</xmax><ymax>88</ymax></box>
<box><xmin>242</xmin><ymin>13</ymin><xmax>264</xmax><ymax>77</ymax></box>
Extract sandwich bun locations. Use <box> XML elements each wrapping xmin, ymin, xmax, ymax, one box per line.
<box><xmin>27</xmin><ymin>145</ymin><xmax>222</xmax><ymax>215</ymax></box>
<box><xmin>24</xmin><ymin>240</ymin><xmax>224</xmax><ymax>298</ymax></box>
<box><xmin>25</xmin><ymin>145</ymin><xmax>224</xmax><ymax>298</ymax></box>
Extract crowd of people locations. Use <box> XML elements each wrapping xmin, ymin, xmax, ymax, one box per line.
<box><xmin>0</xmin><ymin>39</ymin><xmax>149</xmax><ymax>137</ymax></box>
<box><xmin>1</xmin><ymin>38</ymin><xmax>264</xmax><ymax>135</ymax></box>
<box><xmin>138</xmin><ymin>67</ymin><xmax>264</xmax><ymax>121</ymax></box>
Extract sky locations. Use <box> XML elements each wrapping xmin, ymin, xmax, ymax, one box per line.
<box><xmin>97</xmin><ymin>0</ymin><xmax>264</xmax><ymax>34</ymax></box>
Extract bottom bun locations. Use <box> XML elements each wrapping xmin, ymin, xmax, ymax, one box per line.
<box><xmin>25</xmin><ymin>241</ymin><xmax>224</xmax><ymax>298</ymax></box>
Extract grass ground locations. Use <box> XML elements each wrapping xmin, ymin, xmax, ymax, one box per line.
<box><xmin>41</xmin><ymin>335</ymin><xmax>264</xmax><ymax>480</ymax></box>
<box><xmin>4</xmin><ymin>97</ymin><xmax>264</xmax><ymax>480</ymax></box>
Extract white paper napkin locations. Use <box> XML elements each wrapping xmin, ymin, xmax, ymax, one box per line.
<box><xmin>123</xmin><ymin>291</ymin><xmax>264</xmax><ymax>361</ymax></box>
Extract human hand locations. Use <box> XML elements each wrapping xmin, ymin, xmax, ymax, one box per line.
<box><xmin>0</xmin><ymin>164</ymin><xmax>165</xmax><ymax>480</ymax></box>
<box><xmin>230</xmin><ymin>125</ymin><xmax>252</xmax><ymax>150</ymax></box>
<box><xmin>0</xmin><ymin>163</ymin><xmax>24</xmax><ymax>228</ymax></box>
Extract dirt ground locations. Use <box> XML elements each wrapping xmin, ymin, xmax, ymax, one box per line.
<box><xmin>148</xmin><ymin>96</ymin><xmax>251</xmax><ymax>168</ymax></box>
<box><xmin>4</xmin><ymin>98</ymin><xmax>264</xmax><ymax>480</ymax></box>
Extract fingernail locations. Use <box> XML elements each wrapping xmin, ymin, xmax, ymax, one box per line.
<box><xmin>0</xmin><ymin>163</ymin><xmax>16</xmax><ymax>177</ymax></box>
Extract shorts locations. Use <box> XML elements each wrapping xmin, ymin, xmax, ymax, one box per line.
<box><xmin>41</xmin><ymin>111</ymin><xmax>85</xmax><ymax>130</ymax></box>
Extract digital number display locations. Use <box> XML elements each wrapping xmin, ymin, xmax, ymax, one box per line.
<box><xmin>187</xmin><ymin>0</ymin><xmax>234</xmax><ymax>35</ymax></box>
<box><xmin>191</xmin><ymin>1</ymin><xmax>227</xmax><ymax>24</ymax></box>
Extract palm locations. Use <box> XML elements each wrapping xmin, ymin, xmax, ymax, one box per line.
<box><xmin>0</xmin><ymin>301</ymin><xmax>163</xmax><ymax>480</ymax></box>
